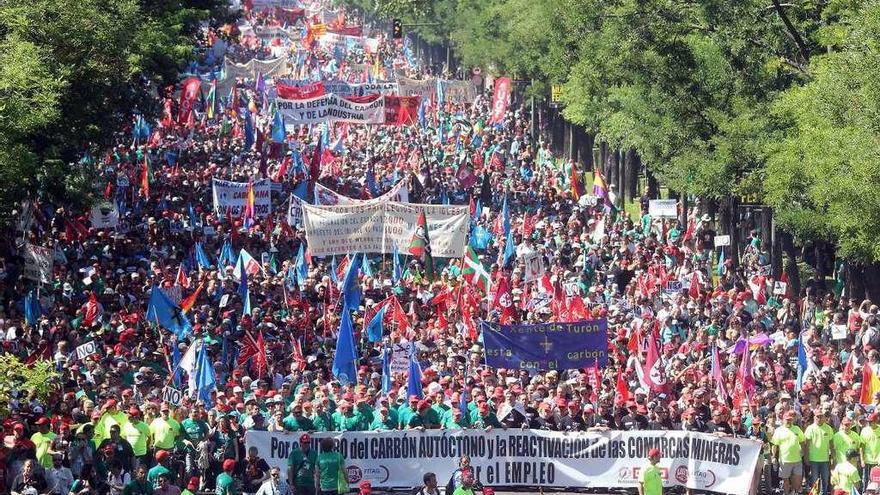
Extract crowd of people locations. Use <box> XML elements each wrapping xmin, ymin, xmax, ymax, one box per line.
<box><xmin>1</xmin><ymin>1</ymin><xmax>877</xmax><ymax>495</ymax></box>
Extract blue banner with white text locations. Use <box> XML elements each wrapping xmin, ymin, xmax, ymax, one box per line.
<box><xmin>480</xmin><ymin>319</ymin><xmax>609</xmax><ymax>371</ymax></box>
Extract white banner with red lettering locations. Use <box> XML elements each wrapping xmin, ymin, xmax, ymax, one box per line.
<box><xmin>301</xmin><ymin>202</ymin><xmax>469</xmax><ymax>257</ymax></box>
<box><xmin>277</xmin><ymin>93</ymin><xmax>385</xmax><ymax>125</ymax></box>
<box><xmin>245</xmin><ymin>429</ymin><xmax>761</xmax><ymax>495</ymax></box>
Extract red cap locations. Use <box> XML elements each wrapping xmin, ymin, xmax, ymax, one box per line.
<box><xmin>187</xmin><ymin>477</ymin><xmax>200</xmax><ymax>491</ymax></box>
<box><xmin>35</xmin><ymin>417</ymin><xmax>49</xmax><ymax>426</ymax></box>
<box><xmin>300</xmin><ymin>433</ymin><xmax>311</xmax><ymax>444</ymax></box>
<box><xmin>155</xmin><ymin>450</ymin><xmax>170</xmax><ymax>462</ymax></box>
<box><xmin>128</xmin><ymin>407</ymin><xmax>141</xmax><ymax>417</ymax></box>
<box><xmin>223</xmin><ymin>459</ymin><xmax>236</xmax><ymax>472</ymax></box>
<box><xmin>409</xmin><ymin>395</ymin><xmax>419</xmax><ymax>403</ymax></box>
<box><xmin>648</xmin><ymin>448</ymin><xmax>662</xmax><ymax>458</ymax></box>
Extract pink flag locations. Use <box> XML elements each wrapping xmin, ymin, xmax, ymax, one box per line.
<box><xmin>711</xmin><ymin>346</ymin><xmax>730</xmax><ymax>403</ymax></box>
<box><xmin>642</xmin><ymin>334</ymin><xmax>668</xmax><ymax>393</ymax></box>
<box><xmin>732</xmin><ymin>347</ymin><xmax>756</xmax><ymax>408</ymax></box>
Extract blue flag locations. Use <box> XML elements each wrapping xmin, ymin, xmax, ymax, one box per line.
<box><xmin>436</xmin><ymin>78</ymin><xmax>445</xmax><ymax>106</ymax></box>
<box><xmin>393</xmin><ymin>245</ymin><xmax>403</xmax><ymax>284</ymax></box>
<box><xmin>291</xmin><ymin>150</ymin><xmax>306</xmax><ymax>175</ymax></box>
<box><xmin>459</xmin><ymin>368</ymin><xmax>469</xmax><ymax>421</ymax></box>
<box><xmin>329</xmin><ymin>256</ymin><xmax>339</xmax><ymax>285</ymax></box>
<box><xmin>194</xmin><ymin>343</ymin><xmax>216</xmax><ymax>408</ymax></box>
<box><xmin>293</xmin><ymin>181</ymin><xmax>308</xmax><ymax>201</ymax></box>
<box><xmin>24</xmin><ymin>291</ymin><xmax>41</xmax><ymax>327</ymax></box>
<box><xmin>146</xmin><ymin>287</ymin><xmax>192</xmax><ymax>339</ymax></box>
<box><xmin>238</xmin><ymin>261</ymin><xmax>251</xmax><ymax>317</ymax></box>
<box><xmin>295</xmin><ymin>244</ymin><xmax>309</xmax><ymax>289</ymax></box>
<box><xmin>366</xmin><ymin>167</ymin><xmax>379</xmax><ymax>197</ymax></box>
<box><xmin>717</xmin><ymin>248</ymin><xmax>726</xmax><ymax>276</ymax></box>
<box><xmin>381</xmin><ymin>346</ymin><xmax>393</xmax><ymax>394</ymax></box>
<box><xmin>332</xmin><ymin>305</ymin><xmax>358</xmax><ymax>384</ymax></box>
<box><xmin>470</xmin><ymin>226</ymin><xmax>491</xmax><ymax>250</ymax></box>
<box><xmin>361</xmin><ymin>254</ymin><xmax>373</xmax><ymax>277</ymax></box>
<box><xmin>219</xmin><ymin>239</ymin><xmax>235</xmax><ymax>268</ymax></box>
<box><xmin>367</xmin><ymin>305</ymin><xmax>386</xmax><ymax>343</ymax></box>
<box><xmin>502</xmin><ymin>195</ymin><xmax>515</xmax><ymax>266</ymax></box>
<box><xmin>407</xmin><ymin>344</ymin><xmax>423</xmax><ymax>399</ymax></box>
<box><xmin>342</xmin><ymin>253</ymin><xmax>362</xmax><ymax>309</ymax></box>
<box><xmin>474</xmin><ymin>199</ymin><xmax>482</xmax><ymax>222</ymax></box>
<box><xmin>272</xmin><ymin>110</ymin><xmax>286</xmax><ymax>143</ymax></box>
<box><xmin>195</xmin><ymin>242</ymin><xmax>211</xmax><ymax>269</ymax></box>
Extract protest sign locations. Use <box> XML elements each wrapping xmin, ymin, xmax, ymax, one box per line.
<box><xmin>90</xmin><ymin>202</ymin><xmax>120</xmax><ymax>229</ymax></box>
<box><xmin>397</xmin><ymin>77</ymin><xmax>436</xmax><ymax>102</ymax></box>
<box><xmin>314</xmin><ymin>180</ymin><xmax>408</xmax><ymax>206</ymax></box>
<box><xmin>772</xmin><ymin>281</ymin><xmax>787</xmax><ymax>295</ymax></box>
<box><xmin>23</xmin><ymin>244</ymin><xmax>54</xmax><ymax>284</ymax></box>
<box><xmin>489</xmin><ymin>77</ymin><xmax>511</xmax><ymax>124</ymax></box>
<box><xmin>480</xmin><ymin>319</ymin><xmax>609</xmax><ymax>371</ymax></box>
<box><xmin>276</xmin><ymin>81</ymin><xmax>326</xmax><ymax>99</ymax></box>
<box><xmin>323</xmin><ymin>81</ymin><xmax>399</xmax><ymax>98</ymax></box>
<box><xmin>389</xmin><ymin>343</ymin><xmax>411</xmax><ymax>374</ymax></box>
<box><xmin>211</xmin><ymin>178</ymin><xmax>272</xmax><ymax>217</ymax></box>
<box><xmin>162</xmin><ymin>386</ymin><xmax>184</xmax><ymax>406</ymax></box>
<box><xmin>714</xmin><ymin>235</ymin><xmax>731</xmax><ymax>247</ymax></box>
<box><xmin>287</xmin><ymin>194</ymin><xmax>305</xmax><ymax>227</ymax></box>
<box><xmin>649</xmin><ymin>200</ymin><xmax>678</xmax><ymax>219</ymax></box>
<box><xmin>246</xmin><ymin>429</ymin><xmax>761</xmax><ymax>495</ymax></box>
<box><xmin>831</xmin><ymin>324</ymin><xmax>848</xmax><ymax>341</ymax></box>
<box><xmin>440</xmin><ymin>80</ymin><xmax>478</xmax><ymax>104</ymax></box>
<box><xmin>76</xmin><ymin>341</ymin><xmax>97</xmax><ymax>360</ymax></box>
<box><xmin>522</xmin><ymin>252</ymin><xmax>545</xmax><ymax>282</ymax></box>
<box><xmin>277</xmin><ymin>94</ymin><xmax>385</xmax><ymax>125</ymax></box>
<box><xmin>301</xmin><ymin>202</ymin><xmax>469</xmax><ymax>258</ymax></box>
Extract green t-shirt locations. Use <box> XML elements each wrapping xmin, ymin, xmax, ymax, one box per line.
<box><xmin>369</xmin><ymin>416</ymin><xmax>397</xmax><ymax>431</ymax></box>
<box><xmin>150</xmin><ymin>418</ymin><xmax>180</xmax><ymax>450</ymax></box>
<box><xmin>453</xmin><ymin>487</ymin><xmax>477</xmax><ymax>495</ymax></box>
<box><xmin>332</xmin><ymin>411</ymin><xmax>362</xmax><ymax>432</ymax></box>
<box><xmin>833</xmin><ymin>430</ymin><xmax>862</xmax><ymax>464</ymax></box>
<box><xmin>283</xmin><ymin>415</ymin><xmax>316</xmax><ymax>432</ymax></box>
<box><xmin>771</xmin><ymin>425</ymin><xmax>805</xmax><ymax>463</ymax></box>
<box><xmin>215</xmin><ymin>471</ymin><xmax>236</xmax><ymax>495</ymax></box>
<box><xmin>122</xmin><ymin>479</ymin><xmax>154</xmax><ymax>495</ymax></box>
<box><xmin>862</xmin><ymin>425</ymin><xmax>880</xmax><ymax>464</ymax></box>
<box><xmin>181</xmin><ymin>418</ymin><xmax>209</xmax><ymax>442</ymax></box>
<box><xmin>147</xmin><ymin>465</ymin><xmax>170</xmax><ymax>489</ymax></box>
<box><xmin>123</xmin><ymin>420</ymin><xmax>152</xmax><ymax>456</ymax></box>
<box><xmin>287</xmin><ymin>448</ymin><xmax>318</xmax><ymax>487</ymax></box>
<box><xmin>639</xmin><ymin>463</ymin><xmax>663</xmax><ymax>495</ymax></box>
<box><xmin>313</xmin><ymin>413</ymin><xmax>334</xmax><ymax>432</ymax></box>
<box><xmin>317</xmin><ymin>451</ymin><xmax>345</xmax><ymax>491</ymax></box>
<box><xmin>832</xmin><ymin>461</ymin><xmax>860</xmax><ymax>491</ymax></box>
<box><xmin>31</xmin><ymin>431</ymin><xmax>57</xmax><ymax>469</ymax></box>
<box><xmin>804</xmin><ymin>423</ymin><xmax>833</xmax><ymax>462</ymax></box>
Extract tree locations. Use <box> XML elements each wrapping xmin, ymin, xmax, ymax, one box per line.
<box><xmin>0</xmin><ymin>355</ymin><xmax>59</xmax><ymax>416</ymax></box>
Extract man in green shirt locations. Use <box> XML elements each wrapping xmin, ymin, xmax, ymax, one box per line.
<box><xmin>832</xmin><ymin>449</ymin><xmax>862</xmax><ymax>494</ymax></box>
<box><xmin>123</xmin><ymin>407</ymin><xmax>152</xmax><ymax>464</ymax></box>
<box><xmin>147</xmin><ymin>450</ymin><xmax>171</xmax><ymax>489</ymax></box>
<box><xmin>149</xmin><ymin>404</ymin><xmax>180</xmax><ymax>451</ymax></box>
<box><xmin>332</xmin><ymin>402</ymin><xmax>362</xmax><ymax>431</ymax></box>
<box><xmin>283</xmin><ymin>403</ymin><xmax>316</xmax><ymax>432</ymax></box>
<box><xmin>862</xmin><ymin>413</ymin><xmax>880</xmax><ymax>486</ymax></box>
<box><xmin>312</xmin><ymin>402</ymin><xmax>334</xmax><ymax>432</ymax></box>
<box><xmin>30</xmin><ymin>417</ymin><xmax>57</xmax><ymax>469</ymax></box>
<box><xmin>287</xmin><ymin>433</ymin><xmax>318</xmax><ymax>495</ymax></box>
<box><xmin>316</xmin><ymin>438</ymin><xmax>345</xmax><ymax>494</ymax></box>
<box><xmin>804</xmin><ymin>410</ymin><xmax>833</xmax><ymax>495</ymax></box>
<box><xmin>452</xmin><ymin>469</ymin><xmax>477</xmax><ymax>495</ymax></box>
<box><xmin>397</xmin><ymin>396</ymin><xmax>420</xmax><ymax>429</ymax></box>
<box><xmin>771</xmin><ymin>411</ymin><xmax>805</xmax><ymax>495</ymax></box>
<box><xmin>638</xmin><ymin>448</ymin><xmax>663</xmax><ymax>495</ymax></box>
<box><xmin>441</xmin><ymin>407</ymin><xmax>469</xmax><ymax>430</ymax></box>
<box><xmin>216</xmin><ymin>459</ymin><xmax>238</xmax><ymax>495</ymax></box>
<box><xmin>470</xmin><ymin>402</ymin><xmax>501</xmax><ymax>429</ymax></box>
<box><xmin>833</xmin><ymin>417</ymin><xmax>862</xmax><ymax>464</ymax></box>
<box><xmin>369</xmin><ymin>406</ymin><xmax>397</xmax><ymax>431</ymax></box>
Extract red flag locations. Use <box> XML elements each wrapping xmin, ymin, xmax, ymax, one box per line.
<box><xmin>627</xmin><ymin>322</ymin><xmax>642</xmax><ymax>354</ymax></box>
<box><xmin>749</xmin><ymin>275</ymin><xmax>767</xmax><ymax>305</ymax></box>
<box><xmin>551</xmin><ymin>281</ymin><xmax>568</xmax><ymax>322</ymax></box>
<box><xmin>590</xmin><ymin>361</ymin><xmax>601</xmax><ymax>403</ymax></box>
<box><xmin>180</xmin><ymin>283</ymin><xmax>203</xmax><ymax>313</ymax></box>
<box><xmin>307</xmin><ymin>139</ymin><xmax>322</xmax><ymax>196</ymax></box>
<box><xmin>175</xmin><ymin>265</ymin><xmax>190</xmax><ymax>289</ymax></box>
<box><xmin>492</xmin><ymin>274</ymin><xmax>515</xmax><ymax>323</ymax></box>
<box><xmin>615</xmin><ymin>370</ymin><xmax>630</xmax><ymax>405</ymax></box>
<box><xmin>291</xmin><ymin>338</ymin><xmax>306</xmax><ymax>372</ymax></box>
<box><xmin>521</xmin><ymin>212</ymin><xmax>533</xmax><ymax>238</ymax></box>
<box><xmin>843</xmin><ymin>352</ymin><xmax>856</xmax><ymax>382</ymax></box>
<box><xmin>237</xmin><ymin>330</ymin><xmax>267</xmax><ymax>378</ymax></box>
<box><xmin>642</xmin><ymin>334</ymin><xmax>668</xmax><ymax>393</ymax></box>
<box><xmin>682</xmin><ymin>218</ymin><xmax>695</xmax><ymax>243</ymax></box>
<box><xmin>688</xmin><ymin>271</ymin><xmax>700</xmax><ymax>299</ymax></box>
<box><xmin>140</xmin><ymin>161</ymin><xmax>149</xmax><ymax>199</ymax></box>
<box><xmin>24</xmin><ymin>341</ymin><xmax>52</xmax><ymax>365</ymax></box>
<box><xmin>568</xmin><ymin>296</ymin><xmax>589</xmax><ymax>320</ymax></box>
<box><xmin>177</xmin><ymin>77</ymin><xmax>202</xmax><ymax>125</ymax></box>
<box><xmin>488</xmin><ymin>77</ymin><xmax>512</xmax><ymax>124</ymax></box>
<box><xmin>276</xmin><ymin>81</ymin><xmax>325</xmax><ymax>99</ymax></box>
<box><xmin>104</xmin><ymin>182</ymin><xmax>112</xmax><ymax>200</ymax></box>
<box><xmin>83</xmin><ymin>292</ymin><xmax>102</xmax><ymax>327</ymax></box>
<box><xmin>383</xmin><ymin>96</ymin><xmax>421</xmax><ymax>126</ymax></box>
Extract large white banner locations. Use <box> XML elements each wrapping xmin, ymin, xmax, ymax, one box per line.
<box><xmin>211</xmin><ymin>178</ymin><xmax>273</xmax><ymax>217</ymax></box>
<box><xmin>398</xmin><ymin>77</ymin><xmax>436</xmax><ymax>102</ymax></box>
<box><xmin>277</xmin><ymin>94</ymin><xmax>385</xmax><ymax>125</ymax></box>
<box><xmin>440</xmin><ymin>80</ymin><xmax>478</xmax><ymax>104</ymax></box>
<box><xmin>89</xmin><ymin>202</ymin><xmax>119</xmax><ymax>229</ymax></box>
<box><xmin>301</xmin><ymin>202</ymin><xmax>469</xmax><ymax>258</ymax></box>
<box><xmin>223</xmin><ymin>57</ymin><xmax>289</xmax><ymax>81</ymax></box>
<box><xmin>246</xmin><ymin>429</ymin><xmax>761</xmax><ymax>495</ymax></box>
<box><xmin>314</xmin><ymin>180</ymin><xmax>409</xmax><ymax>206</ymax></box>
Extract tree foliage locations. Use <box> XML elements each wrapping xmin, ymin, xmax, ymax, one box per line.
<box><xmin>350</xmin><ymin>0</ymin><xmax>880</xmax><ymax>262</ymax></box>
<box><xmin>0</xmin><ymin>355</ymin><xmax>59</xmax><ymax>416</ymax></box>
<box><xmin>0</xmin><ymin>0</ymin><xmax>230</xmax><ymax>222</ymax></box>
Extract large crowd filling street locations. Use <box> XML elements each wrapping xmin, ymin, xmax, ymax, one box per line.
<box><xmin>1</xmin><ymin>2</ymin><xmax>877</xmax><ymax>495</ymax></box>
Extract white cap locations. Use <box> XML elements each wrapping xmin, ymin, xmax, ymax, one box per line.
<box><xmin>233</xmin><ymin>386</ymin><xmax>243</xmax><ymax>393</ymax></box>
<box><xmin>868</xmin><ymin>482</ymin><xmax>879</xmax><ymax>492</ymax></box>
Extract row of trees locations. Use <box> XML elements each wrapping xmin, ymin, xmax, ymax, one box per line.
<box><xmin>346</xmin><ymin>0</ymin><xmax>880</xmax><ymax>296</ymax></box>
<box><xmin>0</xmin><ymin>0</ymin><xmax>233</xmax><ymax>219</ymax></box>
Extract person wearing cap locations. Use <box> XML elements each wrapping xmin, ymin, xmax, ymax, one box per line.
<box><xmin>441</xmin><ymin>406</ymin><xmax>470</xmax><ymax>430</ymax></box>
<box><xmin>831</xmin><ymin>449</ymin><xmax>862</xmax><ymax>495</ymax></box>
<box><xmin>397</xmin><ymin>396</ymin><xmax>421</xmax><ymax>430</ymax></box>
<box><xmin>638</xmin><ymin>448</ymin><xmax>663</xmax><ymax>495</ymax></box>
<box><xmin>833</xmin><ymin>416</ymin><xmax>862</xmax><ymax>465</ymax></box>
<box><xmin>862</xmin><ymin>413</ymin><xmax>880</xmax><ymax>485</ymax></box>
<box><xmin>805</xmin><ymin>410</ymin><xmax>834</xmax><ymax>495</ymax></box>
<box><xmin>123</xmin><ymin>406</ymin><xmax>152</xmax><ymax>464</ymax></box>
<box><xmin>150</xmin><ymin>404</ymin><xmax>180</xmax><ymax>452</ymax></box>
<box><xmin>216</xmin><ymin>459</ymin><xmax>238</xmax><ymax>495</ymax></box>
<box><xmin>148</xmin><ymin>450</ymin><xmax>171</xmax><ymax>489</ymax></box>
<box><xmin>451</xmin><ymin>468</ymin><xmax>478</xmax><ymax>495</ymax></box>
<box><xmin>331</xmin><ymin>401</ymin><xmax>362</xmax><ymax>432</ymax></box>
<box><xmin>180</xmin><ymin>406</ymin><xmax>209</xmax><ymax>480</ymax></box>
<box><xmin>31</xmin><ymin>416</ymin><xmax>57</xmax><ymax>469</ymax></box>
<box><xmin>369</xmin><ymin>405</ymin><xmax>398</xmax><ymax>431</ymax></box>
<box><xmin>770</xmin><ymin>410</ymin><xmax>805</xmax><ymax>495</ymax></box>
<box><xmin>287</xmin><ymin>434</ymin><xmax>317</xmax><ymax>495</ymax></box>
<box><xmin>181</xmin><ymin>476</ymin><xmax>199</xmax><ymax>495</ymax></box>
<box><xmin>98</xmin><ymin>424</ymin><xmax>136</xmax><ymax>473</ymax></box>
<box><xmin>311</xmin><ymin>401</ymin><xmax>334</xmax><ymax>432</ymax></box>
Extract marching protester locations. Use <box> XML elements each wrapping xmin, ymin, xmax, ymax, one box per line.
<box><xmin>1</xmin><ymin>1</ymin><xmax>877</xmax><ymax>495</ymax></box>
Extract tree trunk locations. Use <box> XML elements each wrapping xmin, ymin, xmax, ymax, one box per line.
<box><xmin>814</xmin><ymin>241</ymin><xmax>828</xmax><ymax>293</ymax></box>
<box><xmin>779</xmin><ymin>229</ymin><xmax>801</xmax><ymax>298</ymax></box>
<box><xmin>599</xmin><ymin>142</ymin><xmax>608</xmax><ymax>176</ymax></box>
<box><xmin>679</xmin><ymin>194</ymin><xmax>689</xmax><ymax>228</ymax></box>
<box><xmin>646</xmin><ymin>167</ymin><xmax>659</xmax><ymax>199</ymax></box>
<box><xmin>579</xmin><ymin>130</ymin><xmax>595</xmax><ymax>171</ymax></box>
<box><xmin>615</xmin><ymin>149</ymin><xmax>625</xmax><ymax>203</ymax></box>
<box><xmin>771</xmin><ymin>212</ymin><xmax>783</xmax><ymax>279</ymax></box>
<box><xmin>607</xmin><ymin>149</ymin><xmax>620</xmax><ymax>199</ymax></box>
